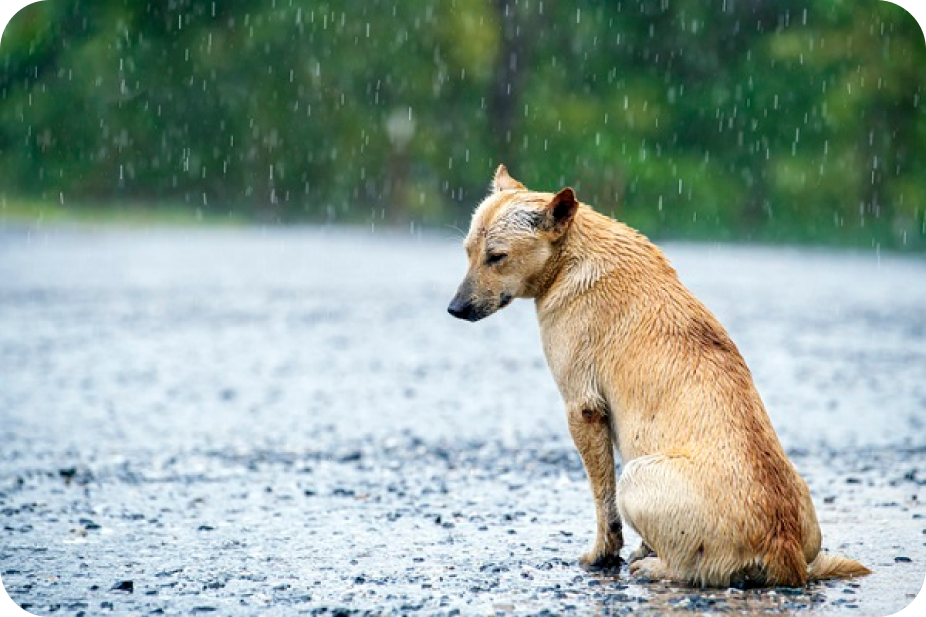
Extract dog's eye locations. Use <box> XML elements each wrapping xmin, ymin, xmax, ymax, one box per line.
<box><xmin>486</xmin><ymin>252</ymin><xmax>507</xmax><ymax>266</ymax></box>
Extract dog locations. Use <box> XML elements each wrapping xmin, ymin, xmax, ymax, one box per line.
<box><xmin>447</xmin><ymin>165</ymin><xmax>870</xmax><ymax>587</ymax></box>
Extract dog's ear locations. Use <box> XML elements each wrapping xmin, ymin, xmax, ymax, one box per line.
<box><xmin>492</xmin><ymin>164</ymin><xmax>526</xmax><ymax>192</ymax></box>
<box><xmin>541</xmin><ymin>187</ymin><xmax>578</xmax><ymax>237</ymax></box>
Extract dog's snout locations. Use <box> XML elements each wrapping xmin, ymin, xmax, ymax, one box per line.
<box><xmin>447</xmin><ymin>296</ymin><xmax>474</xmax><ymax>320</ymax></box>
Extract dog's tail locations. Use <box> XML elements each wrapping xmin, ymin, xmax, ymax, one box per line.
<box><xmin>808</xmin><ymin>552</ymin><xmax>871</xmax><ymax>581</ymax></box>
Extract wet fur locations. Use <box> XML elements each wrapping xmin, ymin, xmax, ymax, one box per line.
<box><xmin>448</xmin><ymin>165</ymin><xmax>870</xmax><ymax>588</ymax></box>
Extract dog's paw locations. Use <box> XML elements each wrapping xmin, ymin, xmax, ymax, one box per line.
<box><xmin>628</xmin><ymin>541</ymin><xmax>655</xmax><ymax>565</ymax></box>
<box><xmin>579</xmin><ymin>549</ymin><xmax>623</xmax><ymax>570</ymax></box>
<box><xmin>629</xmin><ymin>556</ymin><xmax>670</xmax><ymax>581</ymax></box>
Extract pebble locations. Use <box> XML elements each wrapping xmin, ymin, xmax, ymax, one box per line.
<box><xmin>110</xmin><ymin>581</ymin><xmax>133</xmax><ymax>593</ymax></box>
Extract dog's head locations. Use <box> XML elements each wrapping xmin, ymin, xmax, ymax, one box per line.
<box><xmin>447</xmin><ymin>165</ymin><xmax>578</xmax><ymax>322</ymax></box>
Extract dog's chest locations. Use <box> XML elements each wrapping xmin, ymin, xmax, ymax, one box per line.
<box><xmin>537</xmin><ymin>314</ymin><xmax>598</xmax><ymax>403</ymax></box>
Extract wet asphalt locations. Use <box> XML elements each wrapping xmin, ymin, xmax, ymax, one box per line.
<box><xmin>0</xmin><ymin>223</ymin><xmax>924</xmax><ymax>616</ymax></box>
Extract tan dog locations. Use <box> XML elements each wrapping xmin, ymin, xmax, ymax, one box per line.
<box><xmin>447</xmin><ymin>165</ymin><xmax>870</xmax><ymax>588</ymax></box>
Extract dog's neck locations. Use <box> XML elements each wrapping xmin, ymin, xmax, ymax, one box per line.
<box><xmin>532</xmin><ymin>206</ymin><xmax>676</xmax><ymax>311</ymax></box>
<box><xmin>523</xmin><ymin>236</ymin><xmax>570</xmax><ymax>300</ymax></box>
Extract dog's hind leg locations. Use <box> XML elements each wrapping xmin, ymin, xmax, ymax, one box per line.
<box><xmin>618</xmin><ymin>452</ymin><xmax>748</xmax><ymax>587</ymax></box>
<box><xmin>566</xmin><ymin>404</ymin><xmax>623</xmax><ymax>568</ymax></box>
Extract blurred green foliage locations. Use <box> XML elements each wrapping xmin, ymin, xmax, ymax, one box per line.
<box><xmin>1</xmin><ymin>0</ymin><xmax>924</xmax><ymax>248</ymax></box>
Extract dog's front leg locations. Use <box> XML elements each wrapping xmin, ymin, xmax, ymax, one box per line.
<box><xmin>566</xmin><ymin>403</ymin><xmax>622</xmax><ymax>567</ymax></box>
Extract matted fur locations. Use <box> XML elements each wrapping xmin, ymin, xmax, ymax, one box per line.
<box><xmin>447</xmin><ymin>165</ymin><xmax>870</xmax><ymax>588</ymax></box>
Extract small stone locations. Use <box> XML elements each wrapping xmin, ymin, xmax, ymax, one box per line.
<box><xmin>111</xmin><ymin>580</ymin><xmax>133</xmax><ymax>593</ymax></box>
<box><xmin>338</xmin><ymin>451</ymin><xmax>362</xmax><ymax>463</ymax></box>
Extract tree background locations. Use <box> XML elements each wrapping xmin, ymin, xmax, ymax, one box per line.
<box><xmin>1</xmin><ymin>0</ymin><xmax>924</xmax><ymax>248</ymax></box>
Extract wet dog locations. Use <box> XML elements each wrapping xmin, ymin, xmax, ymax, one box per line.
<box><xmin>447</xmin><ymin>165</ymin><xmax>870</xmax><ymax>587</ymax></box>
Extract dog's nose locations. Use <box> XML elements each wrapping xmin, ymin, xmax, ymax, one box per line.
<box><xmin>447</xmin><ymin>297</ymin><xmax>473</xmax><ymax>320</ymax></box>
